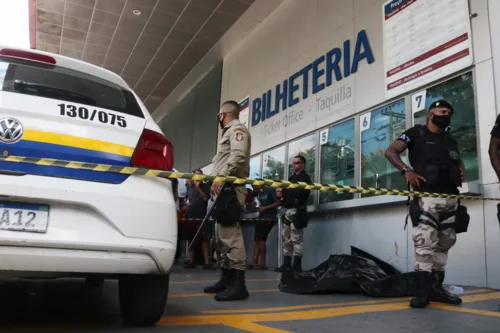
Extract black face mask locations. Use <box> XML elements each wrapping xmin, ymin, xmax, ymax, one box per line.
<box><xmin>431</xmin><ymin>114</ymin><xmax>451</xmax><ymax>129</ymax></box>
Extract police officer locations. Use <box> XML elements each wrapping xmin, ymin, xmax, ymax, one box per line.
<box><xmin>203</xmin><ymin>100</ymin><xmax>251</xmax><ymax>302</ymax></box>
<box><xmin>275</xmin><ymin>155</ymin><xmax>311</xmax><ymax>273</ymax></box>
<box><xmin>385</xmin><ymin>100</ymin><xmax>465</xmax><ymax>308</ymax></box>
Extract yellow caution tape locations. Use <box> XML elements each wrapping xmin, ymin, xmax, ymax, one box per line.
<box><xmin>0</xmin><ymin>154</ymin><xmax>497</xmax><ymax>201</ymax></box>
<box><xmin>181</xmin><ymin>218</ymin><xmax>274</xmax><ymax>222</ymax></box>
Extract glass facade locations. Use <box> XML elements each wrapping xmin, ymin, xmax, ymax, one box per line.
<box><xmin>413</xmin><ymin>72</ymin><xmax>478</xmax><ymax>182</ymax></box>
<box><xmin>319</xmin><ymin>119</ymin><xmax>355</xmax><ymax>203</ymax></box>
<box><xmin>243</xmin><ymin>70</ymin><xmax>478</xmax><ymax>207</ymax></box>
<box><xmin>361</xmin><ymin>99</ymin><xmax>407</xmax><ymax>192</ymax></box>
<box><xmin>263</xmin><ymin>146</ymin><xmax>286</xmax><ymax>180</ymax></box>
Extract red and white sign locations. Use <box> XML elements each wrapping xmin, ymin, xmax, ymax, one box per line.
<box><xmin>383</xmin><ymin>0</ymin><xmax>473</xmax><ymax>98</ymax></box>
<box><xmin>239</xmin><ymin>95</ymin><xmax>250</xmax><ymax>129</ymax></box>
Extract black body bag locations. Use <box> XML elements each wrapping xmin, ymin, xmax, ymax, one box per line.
<box><xmin>213</xmin><ymin>186</ymin><xmax>241</xmax><ymax>226</ymax></box>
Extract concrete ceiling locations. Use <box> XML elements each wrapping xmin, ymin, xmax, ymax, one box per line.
<box><xmin>32</xmin><ymin>0</ymin><xmax>255</xmax><ymax>112</ymax></box>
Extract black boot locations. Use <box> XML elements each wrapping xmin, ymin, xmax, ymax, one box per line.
<box><xmin>274</xmin><ymin>256</ymin><xmax>292</xmax><ymax>272</ymax></box>
<box><xmin>292</xmin><ymin>256</ymin><xmax>302</xmax><ymax>272</ymax></box>
<box><xmin>430</xmin><ymin>270</ymin><xmax>462</xmax><ymax>305</ymax></box>
<box><xmin>410</xmin><ymin>271</ymin><xmax>432</xmax><ymax>308</ymax></box>
<box><xmin>203</xmin><ymin>268</ymin><xmax>232</xmax><ymax>294</ymax></box>
<box><xmin>214</xmin><ymin>269</ymin><xmax>249</xmax><ymax>301</ymax></box>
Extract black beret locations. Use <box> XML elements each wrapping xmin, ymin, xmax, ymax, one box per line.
<box><xmin>429</xmin><ymin>100</ymin><xmax>454</xmax><ymax>113</ymax></box>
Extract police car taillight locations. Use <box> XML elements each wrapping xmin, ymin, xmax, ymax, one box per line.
<box><xmin>0</xmin><ymin>49</ymin><xmax>56</xmax><ymax>65</ymax></box>
<box><xmin>131</xmin><ymin>129</ymin><xmax>174</xmax><ymax>171</ymax></box>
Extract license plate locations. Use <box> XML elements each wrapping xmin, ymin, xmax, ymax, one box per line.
<box><xmin>0</xmin><ymin>202</ymin><xmax>49</xmax><ymax>233</ymax></box>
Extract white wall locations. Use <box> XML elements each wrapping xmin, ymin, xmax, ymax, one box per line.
<box><xmin>488</xmin><ymin>0</ymin><xmax>500</xmax><ymax>118</ymax></box>
<box><xmin>222</xmin><ymin>0</ymin><xmax>500</xmax><ymax>287</ymax></box>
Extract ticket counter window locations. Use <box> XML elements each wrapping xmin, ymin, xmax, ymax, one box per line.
<box><xmin>361</xmin><ymin>99</ymin><xmax>407</xmax><ymax>194</ymax></box>
<box><xmin>319</xmin><ymin>119</ymin><xmax>355</xmax><ymax>203</ymax></box>
<box><xmin>413</xmin><ymin>72</ymin><xmax>478</xmax><ymax>182</ymax></box>
<box><xmin>249</xmin><ymin>155</ymin><xmax>261</xmax><ymax>179</ymax></box>
<box><xmin>263</xmin><ymin>146</ymin><xmax>286</xmax><ymax>180</ymax></box>
<box><xmin>288</xmin><ymin>133</ymin><xmax>316</xmax><ymax>205</ymax></box>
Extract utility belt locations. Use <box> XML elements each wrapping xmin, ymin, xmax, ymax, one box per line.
<box><xmin>405</xmin><ymin>197</ymin><xmax>470</xmax><ymax>233</ymax></box>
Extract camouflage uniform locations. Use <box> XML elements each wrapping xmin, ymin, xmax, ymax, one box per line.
<box><xmin>413</xmin><ymin>197</ymin><xmax>457</xmax><ymax>272</ymax></box>
<box><xmin>282</xmin><ymin>208</ymin><xmax>304</xmax><ymax>257</ymax></box>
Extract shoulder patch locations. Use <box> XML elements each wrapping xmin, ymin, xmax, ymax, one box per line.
<box><xmin>399</xmin><ymin>133</ymin><xmax>411</xmax><ymax>143</ymax></box>
<box><xmin>235</xmin><ymin>132</ymin><xmax>244</xmax><ymax>142</ymax></box>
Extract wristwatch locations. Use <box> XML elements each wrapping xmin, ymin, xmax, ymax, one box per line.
<box><xmin>401</xmin><ymin>165</ymin><xmax>413</xmax><ymax>175</ymax></box>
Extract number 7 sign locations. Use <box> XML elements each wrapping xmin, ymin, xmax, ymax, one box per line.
<box><xmin>411</xmin><ymin>90</ymin><xmax>427</xmax><ymax>113</ymax></box>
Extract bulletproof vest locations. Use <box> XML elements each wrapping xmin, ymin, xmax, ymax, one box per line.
<box><xmin>408</xmin><ymin>125</ymin><xmax>461</xmax><ymax>190</ymax></box>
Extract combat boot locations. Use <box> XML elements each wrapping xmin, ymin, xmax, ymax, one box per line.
<box><xmin>430</xmin><ymin>270</ymin><xmax>462</xmax><ymax>305</ymax></box>
<box><xmin>214</xmin><ymin>269</ymin><xmax>249</xmax><ymax>302</ymax></box>
<box><xmin>410</xmin><ymin>271</ymin><xmax>432</xmax><ymax>308</ymax></box>
<box><xmin>292</xmin><ymin>256</ymin><xmax>302</xmax><ymax>273</ymax></box>
<box><xmin>203</xmin><ymin>268</ymin><xmax>232</xmax><ymax>294</ymax></box>
<box><xmin>274</xmin><ymin>256</ymin><xmax>292</xmax><ymax>272</ymax></box>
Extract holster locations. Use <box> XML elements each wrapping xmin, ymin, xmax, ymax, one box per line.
<box><xmin>294</xmin><ymin>207</ymin><xmax>309</xmax><ymax>229</ymax></box>
<box><xmin>213</xmin><ymin>186</ymin><xmax>241</xmax><ymax>226</ymax></box>
<box><xmin>454</xmin><ymin>203</ymin><xmax>470</xmax><ymax>234</ymax></box>
<box><xmin>282</xmin><ymin>207</ymin><xmax>309</xmax><ymax>229</ymax></box>
<box><xmin>408</xmin><ymin>198</ymin><xmax>421</xmax><ymax>228</ymax></box>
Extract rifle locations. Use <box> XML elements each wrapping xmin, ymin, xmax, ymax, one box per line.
<box><xmin>188</xmin><ymin>183</ymin><xmax>225</xmax><ymax>250</ymax></box>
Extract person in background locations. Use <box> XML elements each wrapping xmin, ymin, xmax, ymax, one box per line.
<box><xmin>183</xmin><ymin>169</ymin><xmax>214</xmax><ymax>269</ymax></box>
<box><xmin>275</xmin><ymin>155</ymin><xmax>311</xmax><ymax>273</ymax></box>
<box><xmin>248</xmin><ymin>182</ymin><xmax>280</xmax><ymax>269</ymax></box>
<box><xmin>175</xmin><ymin>198</ymin><xmax>186</xmax><ymax>264</ymax></box>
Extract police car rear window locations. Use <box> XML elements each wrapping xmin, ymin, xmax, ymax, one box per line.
<box><xmin>0</xmin><ymin>57</ymin><xmax>144</xmax><ymax>119</ymax></box>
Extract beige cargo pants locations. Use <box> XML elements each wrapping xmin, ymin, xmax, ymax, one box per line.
<box><xmin>215</xmin><ymin>186</ymin><xmax>247</xmax><ymax>271</ymax></box>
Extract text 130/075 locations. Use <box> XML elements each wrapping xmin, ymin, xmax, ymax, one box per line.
<box><xmin>58</xmin><ymin>103</ymin><xmax>127</xmax><ymax>128</ymax></box>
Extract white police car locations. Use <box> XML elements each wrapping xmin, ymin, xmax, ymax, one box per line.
<box><xmin>0</xmin><ymin>46</ymin><xmax>177</xmax><ymax>326</ymax></box>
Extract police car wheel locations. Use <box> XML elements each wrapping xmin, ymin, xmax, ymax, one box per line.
<box><xmin>119</xmin><ymin>274</ymin><xmax>169</xmax><ymax>326</ymax></box>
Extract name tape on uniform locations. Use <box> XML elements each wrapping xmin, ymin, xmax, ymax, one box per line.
<box><xmin>0</xmin><ymin>154</ymin><xmax>497</xmax><ymax>201</ymax></box>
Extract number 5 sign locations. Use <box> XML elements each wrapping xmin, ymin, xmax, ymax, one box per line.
<box><xmin>360</xmin><ymin>112</ymin><xmax>371</xmax><ymax>132</ymax></box>
<box><xmin>320</xmin><ymin>128</ymin><xmax>329</xmax><ymax>145</ymax></box>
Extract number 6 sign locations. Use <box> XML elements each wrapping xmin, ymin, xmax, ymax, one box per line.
<box><xmin>360</xmin><ymin>112</ymin><xmax>371</xmax><ymax>132</ymax></box>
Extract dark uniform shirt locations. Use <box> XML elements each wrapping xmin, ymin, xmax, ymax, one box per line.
<box><xmin>398</xmin><ymin>125</ymin><xmax>459</xmax><ymax>194</ymax></box>
<box><xmin>491</xmin><ymin>114</ymin><xmax>500</xmax><ymax>138</ymax></box>
<box><xmin>283</xmin><ymin>170</ymin><xmax>312</xmax><ymax>209</ymax></box>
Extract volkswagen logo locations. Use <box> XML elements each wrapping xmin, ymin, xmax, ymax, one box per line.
<box><xmin>0</xmin><ymin>118</ymin><xmax>24</xmax><ymax>144</ymax></box>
